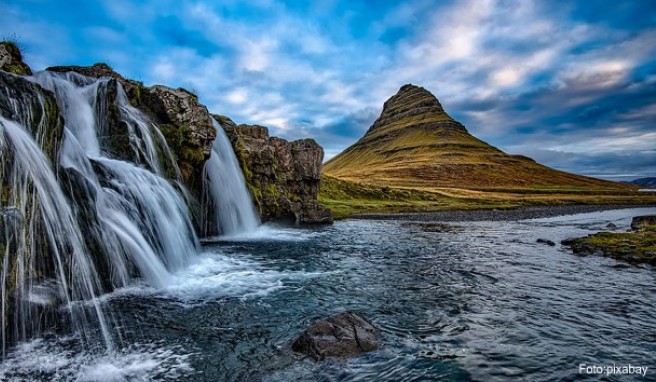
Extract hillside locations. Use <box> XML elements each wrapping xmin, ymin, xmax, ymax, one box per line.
<box><xmin>631</xmin><ymin>177</ymin><xmax>656</xmax><ymax>188</ymax></box>
<box><xmin>323</xmin><ymin>84</ymin><xmax>632</xmax><ymax>191</ymax></box>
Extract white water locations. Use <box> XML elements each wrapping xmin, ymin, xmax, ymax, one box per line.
<box><xmin>202</xmin><ymin>119</ymin><xmax>260</xmax><ymax>236</ymax></box>
<box><xmin>34</xmin><ymin>71</ymin><xmax>199</xmax><ymax>284</ymax></box>
<box><xmin>0</xmin><ymin>68</ymin><xmax>265</xmax><ymax>374</ymax></box>
<box><xmin>0</xmin><ymin>117</ymin><xmax>111</xmax><ymax>355</ymax></box>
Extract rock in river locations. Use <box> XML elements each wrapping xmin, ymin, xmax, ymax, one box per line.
<box><xmin>292</xmin><ymin>312</ymin><xmax>380</xmax><ymax>361</ymax></box>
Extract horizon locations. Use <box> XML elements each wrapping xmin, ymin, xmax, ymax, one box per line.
<box><xmin>2</xmin><ymin>0</ymin><xmax>655</xmax><ymax>180</ymax></box>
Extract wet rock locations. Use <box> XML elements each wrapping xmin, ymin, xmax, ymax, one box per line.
<box><xmin>46</xmin><ymin>64</ymin><xmax>216</xmax><ymax>195</ymax></box>
<box><xmin>0</xmin><ymin>71</ymin><xmax>64</xmax><ymax>161</ymax></box>
<box><xmin>606</xmin><ymin>223</ymin><xmax>618</xmax><ymax>229</ymax></box>
<box><xmin>292</xmin><ymin>312</ymin><xmax>380</xmax><ymax>361</ymax></box>
<box><xmin>631</xmin><ymin>215</ymin><xmax>656</xmax><ymax>230</ymax></box>
<box><xmin>536</xmin><ymin>238</ymin><xmax>556</xmax><ymax>246</ymax></box>
<box><xmin>219</xmin><ymin>116</ymin><xmax>332</xmax><ymax>225</ymax></box>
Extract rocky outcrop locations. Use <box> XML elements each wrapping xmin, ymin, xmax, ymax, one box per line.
<box><xmin>139</xmin><ymin>86</ymin><xmax>215</xmax><ymax>185</ymax></box>
<box><xmin>218</xmin><ymin>115</ymin><xmax>332</xmax><ymax>225</ymax></box>
<box><xmin>0</xmin><ymin>71</ymin><xmax>64</xmax><ymax>161</ymax></box>
<box><xmin>562</xmin><ymin>217</ymin><xmax>656</xmax><ymax>265</ymax></box>
<box><xmin>631</xmin><ymin>215</ymin><xmax>656</xmax><ymax>230</ymax></box>
<box><xmin>366</xmin><ymin>83</ymin><xmax>466</xmax><ymax>136</ymax></box>
<box><xmin>46</xmin><ymin>63</ymin><xmax>216</xmax><ymax>193</ymax></box>
<box><xmin>291</xmin><ymin>312</ymin><xmax>380</xmax><ymax>361</ymax></box>
<box><xmin>0</xmin><ymin>42</ymin><xmax>32</xmax><ymax>76</ymax></box>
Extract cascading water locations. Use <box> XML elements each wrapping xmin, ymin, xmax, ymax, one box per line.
<box><xmin>0</xmin><ymin>70</ymin><xmax>201</xmax><ymax>356</ymax></box>
<box><xmin>202</xmin><ymin>119</ymin><xmax>260</xmax><ymax>236</ymax></box>
<box><xmin>0</xmin><ymin>116</ymin><xmax>111</xmax><ymax>355</ymax></box>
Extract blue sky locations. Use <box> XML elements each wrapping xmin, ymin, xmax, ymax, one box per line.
<box><xmin>2</xmin><ymin>0</ymin><xmax>655</xmax><ymax>180</ymax></box>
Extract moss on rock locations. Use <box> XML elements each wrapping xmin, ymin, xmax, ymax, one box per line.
<box><xmin>563</xmin><ymin>217</ymin><xmax>656</xmax><ymax>265</ymax></box>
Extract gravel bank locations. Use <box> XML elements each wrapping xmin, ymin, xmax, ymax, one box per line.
<box><xmin>350</xmin><ymin>205</ymin><xmax>656</xmax><ymax>222</ymax></box>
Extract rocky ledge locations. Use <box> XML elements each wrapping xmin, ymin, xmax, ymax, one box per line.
<box><xmin>291</xmin><ymin>312</ymin><xmax>380</xmax><ymax>361</ymax></box>
<box><xmin>218</xmin><ymin>115</ymin><xmax>332</xmax><ymax>225</ymax></box>
<box><xmin>562</xmin><ymin>215</ymin><xmax>656</xmax><ymax>265</ymax></box>
<box><xmin>47</xmin><ymin>63</ymin><xmax>216</xmax><ymax>191</ymax></box>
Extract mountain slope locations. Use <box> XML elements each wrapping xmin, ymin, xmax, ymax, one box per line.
<box><xmin>324</xmin><ymin>84</ymin><xmax>631</xmax><ymax>191</ymax></box>
<box><xmin>631</xmin><ymin>177</ymin><xmax>656</xmax><ymax>188</ymax></box>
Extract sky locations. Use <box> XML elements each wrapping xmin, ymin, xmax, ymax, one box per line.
<box><xmin>2</xmin><ymin>0</ymin><xmax>655</xmax><ymax>180</ymax></box>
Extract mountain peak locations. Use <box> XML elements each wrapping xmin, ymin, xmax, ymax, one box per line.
<box><xmin>366</xmin><ymin>84</ymin><xmax>459</xmax><ymax>135</ymax></box>
<box><xmin>324</xmin><ymin>84</ymin><xmax>626</xmax><ymax>191</ymax></box>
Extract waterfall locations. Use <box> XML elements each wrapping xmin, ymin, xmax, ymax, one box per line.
<box><xmin>202</xmin><ymin>119</ymin><xmax>260</xmax><ymax>236</ymax></box>
<box><xmin>0</xmin><ymin>70</ymin><xmax>201</xmax><ymax>355</ymax></box>
<box><xmin>0</xmin><ymin>117</ymin><xmax>112</xmax><ymax>355</ymax></box>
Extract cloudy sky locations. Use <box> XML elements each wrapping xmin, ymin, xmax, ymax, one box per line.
<box><xmin>2</xmin><ymin>0</ymin><xmax>655</xmax><ymax>180</ymax></box>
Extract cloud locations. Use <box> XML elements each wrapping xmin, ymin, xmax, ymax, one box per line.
<box><xmin>1</xmin><ymin>0</ymin><xmax>655</xmax><ymax>177</ymax></box>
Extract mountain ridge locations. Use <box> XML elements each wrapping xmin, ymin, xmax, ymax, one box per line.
<box><xmin>324</xmin><ymin>84</ymin><xmax>631</xmax><ymax>191</ymax></box>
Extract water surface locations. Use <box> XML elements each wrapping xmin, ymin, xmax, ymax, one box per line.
<box><xmin>1</xmin><ymin>207</ymin><xmax>655</xmax><ymax>381</ymax></box>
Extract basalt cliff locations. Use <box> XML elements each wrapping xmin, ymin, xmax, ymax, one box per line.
<box><xmin>215</xmin><ymin>115</ymin><xmax>332</xmax><ymax>225</ymax></box>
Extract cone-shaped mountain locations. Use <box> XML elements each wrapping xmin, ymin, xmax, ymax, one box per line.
<box><xmin>324</xmin><ymin>84</ymin><xmax>628</xmax><ymax>190</ymax></box>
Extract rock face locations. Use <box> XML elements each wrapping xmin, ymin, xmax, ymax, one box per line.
<box><xmin>47</xmin><ymin>63</ymin><xmax>216</xmax><ymax>193</ymax></box>
<box><xmin>219</xmin><ymin>116</ymin><xmax>332</xmax><ymax>224</ymax></box>
<box><xmin>0</xmin><ymin>72</ymin><xmax>64</xmax><ymax>161</ymax></box>
<box><xmin>291</xmin><ymin>312</ymin><xmax>380</xmax><ymax>361</ymax></box>
<box><xmin>0</xmin><ymin>42</ymin><xmax>32</xmax><ymax>76</ymax></box>
<box><xmin>138</xmin><ymin>85</ymin><xmax>216</xmax><ymax>186</ymax></box>
<box><xmin>324</xmin><ymin>83</ymin><xmax>632</xmax><ymax>190</ymax></box>
<box><xmin>1</xmin><ymin>62</ymin><xmax>65</xmax><ymax>342</ymax></box>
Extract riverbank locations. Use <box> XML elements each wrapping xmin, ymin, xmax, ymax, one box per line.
<box><xmin>350</xmin><ymin>204</ymin><xmax>656</xmax><ymax>222</ymax></box>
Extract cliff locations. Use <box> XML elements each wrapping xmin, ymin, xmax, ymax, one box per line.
<box><xmin>217</xmin><ymin>115</ymin><xmax>332</xmax><ymax>225</ymax></box>
<box><xmin>1</xmin><ymin>43</ymin><xmax>332</xmax><ymax>228</ymax></box>
<box><xmin>47</xmin><ymin>63</ymin><xmax>216</xmax><ymax>195</ymax></box>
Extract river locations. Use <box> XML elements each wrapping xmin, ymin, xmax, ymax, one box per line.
<box><xmin>1</xmin><ymin>207</ymin><xmax>654</xmax><ymax>381</ymax></box>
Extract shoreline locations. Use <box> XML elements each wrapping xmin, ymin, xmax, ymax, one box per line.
<box><xmin>349</xmin><ymin>204</ymin><xmax>656</xmax><ymax>222</ymax></box>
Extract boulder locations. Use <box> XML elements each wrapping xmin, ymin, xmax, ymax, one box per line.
<box><xmin>631</xmin><ymin>215</ymin><xmax>656</xmax><ymax>230</ymax></box>
<box><xmin>291</xmin><ymin>312</ymin><xmax>380</xmax><ymax>361</ymax></box>
<box><xmin>536</xmin><ymin>238</ymin><xmax>556</xmax><ymax>246</ymax></box>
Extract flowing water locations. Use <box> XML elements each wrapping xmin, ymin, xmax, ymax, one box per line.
<box><xmin>202</xmin><ymin>119</ymin><xmax>260</xmax><ymax>237</ymax></box>
<box><xmin>1</xmin><ymin>207</ymin><xmax>654</xmax><ymax>381</ymax></box>
<box><xmin>0</xmin><ymin>71</ymin><xmax>255</xmax><ymax>360</ymax></box>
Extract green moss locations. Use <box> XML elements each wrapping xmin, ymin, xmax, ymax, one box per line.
<box><xmin>564</xmin><ymin>223</ymin><xmax>656</xmax><ymax>264</ymax></box>
<box><xmin>127</xmin><ymin>85</ymin><xmax>142</xmax><ymax>108</ymax></box>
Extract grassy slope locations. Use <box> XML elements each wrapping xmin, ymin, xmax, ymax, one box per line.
<box><xmin>320</xmin><ymin>85</ymin><xmax>652</xmax><ymax>218</ymax></box>
<box><xmin>318</xmin><ymin>175</ymin><xmax>655</xmax><ymax>219</ymax></box>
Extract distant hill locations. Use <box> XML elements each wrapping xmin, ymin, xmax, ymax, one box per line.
<box><xmin>323</xmin><ymin>84</ymin><xmax>632</xmax><ymax>191</ymax></box>
<box><xmin>631</xmin><ymin>177</ymin><xmax>656</xmax><ymax>188</ymax></box>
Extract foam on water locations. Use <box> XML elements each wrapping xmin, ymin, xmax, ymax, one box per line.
<box><xmin>203</xmin><ymin>223</ymin><xmax>323</xmax><ymax>243</ymax></box>
<box><xmin>0</xmin><ymin>338</ymin><xmax>194</xmax><ymax>382</ymax></box>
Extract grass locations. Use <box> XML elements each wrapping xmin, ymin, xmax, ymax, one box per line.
<box><xmin>563</xmin><ymin>222</ymin><xmax>656</xmax><ymax>265</ymax></box>
<box><xmin>318</xmin><ymin>175</ymin><xmax>656</xmax><ymax>219</ymax></box>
